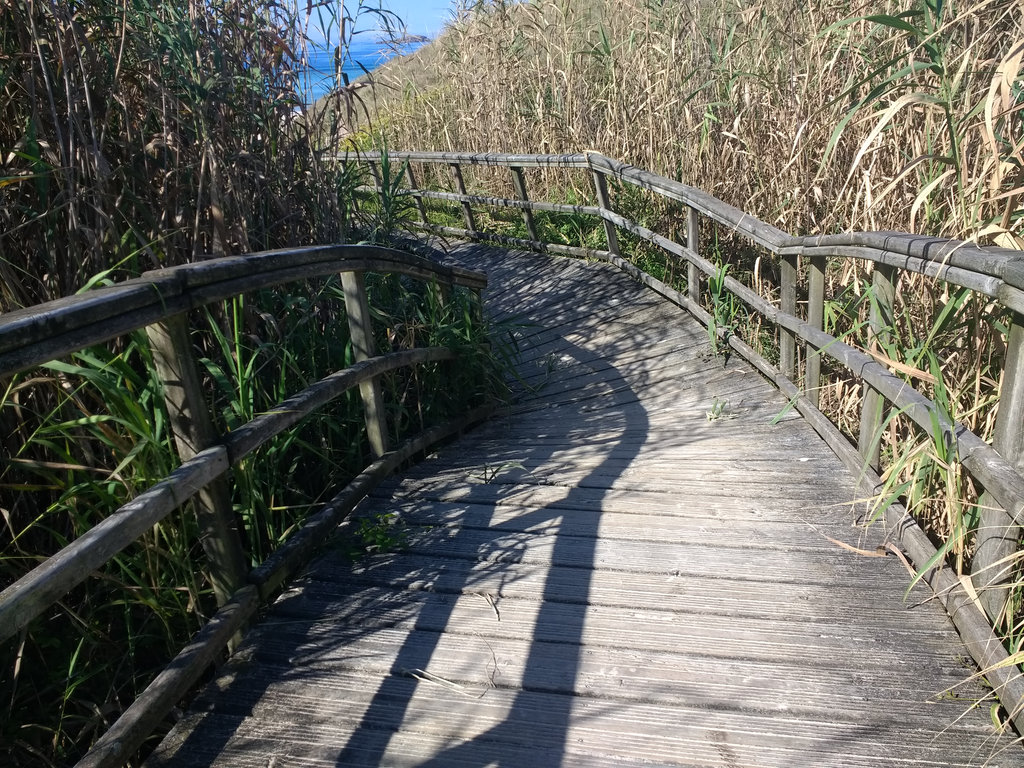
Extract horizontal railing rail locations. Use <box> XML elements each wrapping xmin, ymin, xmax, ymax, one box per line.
<box><xmin>350</xmin><ymin>149</ymin><xmax>1024</xmax><ymax>731</ymax></box>
<box><xmin>0</xmin><ymin>244</ymin><xmax>491</xmax><ymax>767</ymax></box>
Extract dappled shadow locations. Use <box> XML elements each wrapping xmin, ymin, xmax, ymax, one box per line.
<box><xmin>146</xmin><ymin>245</ymin><xmax>1009</xmax><ymax>768</ymax></box>
<box><xmin>326</xmin><ymin>314</ymin><xmax>649</xmax><ymax>764</ymax></box>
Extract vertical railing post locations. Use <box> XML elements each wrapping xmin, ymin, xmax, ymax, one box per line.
<box><xmin>405</xmin><ymin>163</ymin><xmax>428</xmax><ymax>225</ymax></box>
<box><xmin>449</xmin><ymin>162</ymin><xmax>477</xmax><ymax>234</ymax></box>
<box><xmin>975</xmin><ymin>315</ymin><xmax>1024</xmax><ymax>624</ymax></box>
<box><xmin>509</xmin><ymin>166</ymin><xmax>538</xmax><ymax>243</ymax></box>
<box><xmin>779</xmin><ymin>254</ymin><xmax>798</xmax><ymax>381</ymax></box>
<box><xmin>805</xmin><ymin>255</ymin><xmax>826</xmax><ymax>409</ymax></box>
<box><xmin>857</xmin><ymin>263</ymin><xmax>896</xmax><ymax>468</ymax></box>
<box><xmin>686</xmin><ymin>206</ymin><xmax>700</xmax><ymax>303</ymax></box>
<box><xmin>367</xmin><ymin>161</ymin><xmax>383</xmax><ymax>193</ymax></box>
<box><xmin>342</xmin><ymin>270</ymin><xmax>388</xmax><ymax>458</ymax></box>
<box><xmin>365</xmin><ymin>160</ymin><xmax>385</xmax><ymax>219</ymax></box>
<box><xmin>146</xmin><ymin>314</ymin><xmax>248</xmax><ymax>607</ymax></box>
<box><xmin>590</xmin><ymin>168</ymin><xmax>620</xmax><ymax>256</ymax></box>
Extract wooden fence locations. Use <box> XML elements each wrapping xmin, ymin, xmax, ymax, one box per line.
<box><xmin>0</xmin><ymin>244</ymin><xmax>490</xmax><ymax>767</ymax></box>
<box><xmin>352</xmin><ymin>149</ymin><xmax>1024</xmax><ymax>730</ymax></box>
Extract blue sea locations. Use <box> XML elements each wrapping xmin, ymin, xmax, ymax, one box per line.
<box><xmin>301</xmin><ymin>38</ymin><xmax>427</xmax><ymax>102</ymax></box>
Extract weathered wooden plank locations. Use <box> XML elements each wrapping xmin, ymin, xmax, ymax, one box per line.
<box><xmin>373</xmin><ymin>478</ymin><xmax>858</xmax><ymax>524</ymax></box>
<box><xmin>148</xmin><ymin>244</ymin><xmax>487</xmax><ymax>291</ymax></box>
<box><xmin>805</xmin><ymin>254</ymin><xmax>826</xmax><ymax>407</ymax></box>
<box><xmin>0</xmin><ymin>276</ymin><xmax>191</xmax><ymax>376</ymax></box>
<box><xmin>356</xmin><ymin>149</ymin><xmax>590</xmax><ymax>169</ymax></box>
<box><xmin>0</xmin><ymin>246</ymin><xmax>485</xmax><ymax>379</ymax></box>
<box><xmin>238</xmin><ymin>621</ymin><xmax>974</xmax><ymax>718</ymax></box>
<box><xmin>148</xmin><ymin>313</ymin><xmax>248</xmax><ymax>606</ymax></box>
<box><xmin>308</xmin><ymin>551</ymin><xmax>932</xmax><ymax>624</ymax></box>
<box><xmin>354</xmin><ymin>498</ymin><xmax>859</xmax><ymax>538</ymax></box>
<box><xmin>779</xmin><ymin>253</ymin><xmax>798</xmax><ymax>379</ymax></box>
<box><xmin>687</xmin><ymin>205</ymin><xmax>701</xmax><ymax>302</ymax></box>
<box><xmin>586</xmin><ymin>154</ymin><xmax>791</xmax><ymax>251</ymax></box>
<box><xmin>340</xmin><ymin>529</ymin><xmax>921</xmax><ymax>589</ymax></box>
<box><xmin>509</xmin><ymin>165</ymin><xmax>538</xmax><ymax>242</ymax></box>
<box><xmin>150</xmin><ymin>673</ymin><xmax>1000</xmax><ymax>768</ymax></box>
<box><xmin>150</xmin><ymin>245</ymin><xmax>1016</xmax><ymax>768</ymax></box>
<box><xmin>857</xmin><ymin>263</ymin><xmax>896</xmax><ymax>468</ymax></box>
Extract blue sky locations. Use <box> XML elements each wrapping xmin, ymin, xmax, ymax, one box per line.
<box><xmin>305</xmin><ymin>2</ymin><xmax>456</xmax><ymax>47</ymax></box>
<box><xmin>379</xmin><ymin>0</ymin><xmax>456</xmax><ymax>36</ymax></box>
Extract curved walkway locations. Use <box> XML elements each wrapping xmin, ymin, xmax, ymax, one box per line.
<box><xmin>148</xmin><ymin>245</ymin><xmax>1012</xmax><ymax>767</ymax></box>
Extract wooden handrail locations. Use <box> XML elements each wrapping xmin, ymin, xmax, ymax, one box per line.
<box><xmin>0</xmin><ymin>244</ymin><xmax>485</xmax><ymax>376</ymax></box>
<box><xmin>355</xmin><ymin>150</ymin><xmax>1024</xmax><ymax>295</ymax></box>
<box><xmin>0</xmin><ymin>243</ymin><xmax>492</xmax><ymax>765</ymax></box>
<box><xmin>347</xmin><ymin>149</ymin><xmax>1024</xmax><ymax>731</ymax></box>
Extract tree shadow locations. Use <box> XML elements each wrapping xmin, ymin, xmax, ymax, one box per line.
<box><xmin>145</xmin><ymin>245</ymin><xmax>1000</xmax><ymax>768</ymax></box>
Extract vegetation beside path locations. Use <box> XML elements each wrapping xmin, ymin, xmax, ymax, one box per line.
<box><xmin>354</xmin><ymin>0</ymin><xmax>1024</xmax><ymax>719</ymax></box>
<box><xmin>0</xmin><ymin>2</ymin><xmax>504</xmax><ymax>765</ymax></box>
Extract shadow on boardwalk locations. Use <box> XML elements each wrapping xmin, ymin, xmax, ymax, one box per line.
<box><xmin>333</xmin><ymin>339</ymin><xmax>647</xmax><ymax>766</ymax></box>
<box><xmin>148</xmin><ymin>246</ymin><xmax>1013</xmax><ymax>768</ymax></box>
<box><xmin>152</xmin><ymin>328</ymin><xmax>649</xmax><ymax>765</ymax></box>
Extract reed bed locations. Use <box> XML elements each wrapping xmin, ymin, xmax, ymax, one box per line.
<box><xmin>362</xmin><ymin>0</ymin><xmax>1024</xmax><ymax>702</ymax></box>
<box><xmin>0</xmin><ymin>2</ymin><xmax>508</xmax><ymax>764</ymax></box>
<box><xmin>373</xmin><ymin>0</ymin><xmax>1021</xmax><ymax>243</ymax></box>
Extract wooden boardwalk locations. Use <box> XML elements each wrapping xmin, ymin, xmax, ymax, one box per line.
<box><xmin>148</xmin><ymin>245</ymin><xmax>1013</xmax><ymax>767</ymax></box>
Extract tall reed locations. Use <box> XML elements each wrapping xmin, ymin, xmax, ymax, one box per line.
<box><xmin>0</xmin><ymin>2</ymin><xmax>508</xmax><ymax>764</ymax></box>
<box><xmin>372</xmin><ymin>0</ymin><xmax>1021</xmax><ymax>241</ymax></box>
<box><xmin>362</xmin><ymin>0</ymin><xmax>1024</xmax><ymax>687</ymax></box>
<box><xmin>0</xmin><ymin>0</ymin><xmax>399</xmax><ymax>311</ymax></box>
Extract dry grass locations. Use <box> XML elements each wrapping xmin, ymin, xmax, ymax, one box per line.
<box><xmin>0</xmin><ymin>0</ymin><xmax>400</xmax><ymax>312</ymax></box>
<box><xmin>368</xmin><ymin>0</ymin><xmax>1022</xmax><ymax>242</ymax></box>
<box><xmin>357</xmin><ymin>0</ymin><xmax>1024</xmax><ymax>679</ymax></box>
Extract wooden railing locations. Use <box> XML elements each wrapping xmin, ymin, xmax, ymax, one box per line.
<box><xmin>352</xmin><ymin>149</ymin><xmax>1024</xmax><ymax>729</ymax></box>
<box><xmin>0</xmin><ymin>244</ymin><xmax>490</xmax><ymax>767</ymax></box>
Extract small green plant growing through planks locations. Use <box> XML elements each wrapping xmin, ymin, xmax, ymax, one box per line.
<box><xmin>707</xmin><ymin>261</ymin><xmax>740</xmax><ymax>359</ymax></box>
<box><xmin>352</xmin><ymin>511</ymin><xmax>408</xmax><ymax>555</ymax></box>
<box><xmin>706</xmin><ymin>396</ymin><xmax>730</xmax><ymax>422</ymax></box>
<box><xmin>357</xmin><ymin>144</ymin><xmax>417</xmax><ymax>245</ymax></box>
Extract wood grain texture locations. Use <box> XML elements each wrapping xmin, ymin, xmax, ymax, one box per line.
<box><xmin>147</xmin><ymin>245</ymin><xmax>1015</xmax><ymax>768</ymax></box>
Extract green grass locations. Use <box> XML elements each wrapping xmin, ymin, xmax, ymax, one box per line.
<box><xmin>0</xmin><ymin>259</ymin><xmax>505</xmax><ymax>765</ymax></box>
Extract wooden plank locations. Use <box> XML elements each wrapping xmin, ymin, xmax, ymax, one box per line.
<box><xmin>151</xmin><ymin>695</ymin><xmax>999</xmax><ymax>768</ymax></box>
<box><xmin>150</xmin><ymin>245</ymin><xmax>1015</xmax><ymax>768</ymax></box>
<box><xmin>449</xmin><ymin>162</ymin><xmax>477</xmax><ymax>233</ymax></box>
<box><xmin>590</xmin><ymin>169</ymin><xmax>620</xmax><ymax>256</ymax></box>
<box><xmin>857</xmin><ymin>263</ymin><xmax>896</xmax><ymax>468</ymax></box>
<box><xmin>150</xmin><ymin>665</ymin><xmax>1001</xmax><ymax>768</ymax></box>
<box><xmin>148</xmin><ymin>313</ymin><xmax>248</xmax><ymax>606</ymax></box>
<box><xmin>404</xmin><ymin>163</ymin><xmax>428</xmax><ymax>224</ymax></box>
<box><xmin>687</xmin><ymin>205</ymin><xmax>701</xmax><ymax>302</ymax></box>
<box><xmin>509</xmin><ymin>166</ymin><xmax>538</xmax><ymax>242</ymax></box>
<box><xmin>805</xmin><ymin>254</ymin><xmax>826</xmax><ymax>407</ymax></box>
<box><xmin>0</xmin><ymin>275</ymin><xmax>187</xmax><ymax>352</ymax></box>
<box><xmin>779</xmin><ymin>253</ymin><xmax>798</xmax><ymax>380</ymax></box>
<box><xmin>238</xmin><ymin>620</ymin><xmax>973</xmax><ymax>717</ymax></box>
<box><xmin>0</xmin><ymin>246</ymin><xmax>485</xmax><ymax>379</ymax></box>
<box><xmin>309</xmin><ymin>551</ymin><xmax>934</xmax><ymax>624</ymax></box>
<box><xmin>342</xmin><ymin>270</ymin><xmax>388</xmax><ymax>457</ymax></box>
